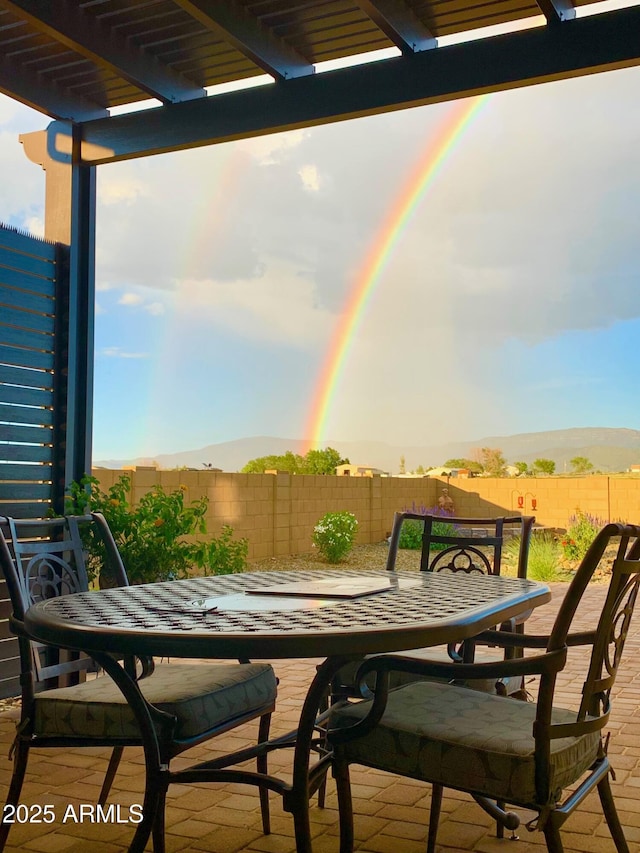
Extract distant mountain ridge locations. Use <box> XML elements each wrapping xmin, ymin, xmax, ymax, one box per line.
<box><xmin>94</xmin><ymin>427</ymin><xmax>640</xmax><ymax>474</ymax></box>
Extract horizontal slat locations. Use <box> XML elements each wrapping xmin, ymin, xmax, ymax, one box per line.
<box><xmin>0</xmin><ymin>463</ymin><xmax>52</xmax><ymax>481</ymax></box>
<box><xmin>0</xmin><ymin>675</ymin><xmax>21</xmax><ymax>700</ymax></box>
<box><xmin>0</xmin><ymin>599</ymin><xmax>12</xmax><ymax>622</ymax></box>
<box><xmin>0</xmin><ymin>501</ymin><xmax>52</xmax><ymax>519</ymax></box>
<box><xmin>0</xmin><ymin>423</ymin><xmax>53</xmax><ymax>443</ymax></box>
<box><xmin>0</xmin><ymin>483</ymin><xmax>53</xmax><ymax>500</ymax></box>
<box><xmin>0</xmin><ymin>444</ymin><xmax>52</xmax><ymax>463</ymax></box>
<box><xmin>0</xmin><ymin>363</ymin><xmax>53</xmax><ymax>391</ymax></box>
<box><xmin>0</xmin><ymin>325</ymin><xmax>53</xmax><ymax>352</ymax></box>
<box><xmin>0</xmin><ymin>305</ymin><xmax>55</xmax><ymax>335</ymax></box>
<box><xmin>0</xmin><ymin>620</ymin><xmax>15</xmax><ymax>641</ymax></box>
<box><xmin>0</xmin><ymin>638</ymin><xmax>20</xmax><ymax>665</ymax></box>
<box><xmin>0</xmin><ymin>402</ymin><xmax>54</xmax><ymax>426</ymax></box>
<box><xmin>0</xmin><ymin>655</ymin><xmax>21</xmax><ymax>680</ymax></box>
<box><xmin>0</xmin><ymin>228</ymin><xmax>56</xmax><ymax>260</ymax></box>
<box><xmin>0</xmin><ymin>265</ymin><xmax>56</xmax><ymax>297</ymax></box>
<box><xmin>0</xmin><ymin>249</ymin><xmax>57</xmax><ymax>280</ymax></box>
<box><xmin>0</xmin><ymin>284</ymin><xmax>54</xmax><ymax>315</ymax></box>
<box><xmin>0</xmin><ymin>384</ymin><xmax>53</xmax><ymax>408</ymax></box>
<box><xmin>0</xmin><ymin>344</ymin><xmax>55</xmax><ymax>371</ymax></box>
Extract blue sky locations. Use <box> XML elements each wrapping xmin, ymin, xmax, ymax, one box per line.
<box><xmin>2</xmin><ymin>54</ymin><xmax>640</xmax><ymax>462</ymax></box>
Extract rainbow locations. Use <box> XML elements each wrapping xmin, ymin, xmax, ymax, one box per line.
<box><xmin>303</xmin><ymin>94</ymin><xmax>488</xmax><ymax>453</ymax></box>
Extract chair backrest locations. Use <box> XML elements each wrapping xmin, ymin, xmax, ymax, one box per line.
<box><xmin>0</xmin><ymin>513</ymin><xmax>128</xmax><ymax>688</ymax></box>
<box><xmin>533</xmin><ymin>522</ymin><xmax>640</xmax><ymax>802</ymax></box>
<box><xmin>386</xmin><ymin>512</ymin><xmax>535</xmax><ymax>578</ymax></box>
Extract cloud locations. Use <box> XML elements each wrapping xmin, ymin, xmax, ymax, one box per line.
<box><xmin>118</xmin><ymin>292</ymin><xmax>144</xmax><ymax>306</ymax></box>
<box><xmin>145</xmin><ymin>302</ymin><xmax>165</xmax><ymax>315</ymax></box>
<box><xmin>101</xmin><ymin>347</ymin><xmax>148</xmax><ymax>359</ymax></box>
<box><xmin>98</xmin><ymin>176</ymin><xmax>148</xmax><ymax>206</ymax></box>
<box><xmin>298</xmin><ymin>164</ymin><xmax>321</xmax><ymax>192</ymax></box>
<box><xmin>177</xmin><ymin>258</ymin><xmax>333</xmax><ymax>347</ymax></box>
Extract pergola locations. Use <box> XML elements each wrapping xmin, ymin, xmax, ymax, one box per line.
<box><xmin>1</xmin><ymin>0</ymin><xmax>640</xmax><ymax>515</ymax></box>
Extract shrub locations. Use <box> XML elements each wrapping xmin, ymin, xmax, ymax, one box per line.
<box><xmin>398</xmin><ymin>504</ymin><xmax>456</xmax><ymax>551</ymax></box>
<box><xmin>312</xmin><ymin>511</ymin><xmax>358</xmax><ymax>564</ymax></box>
<box><xmin>526</xmin><ymin>532</ymin><xmax>563</xmax><ymax>582</ymax></box>
<box><xmin>561</xmin><ymin>510</ymin><xmax>607</xmax><ymax>562</ymax></box>
<box><xmin>63</xmin><ymin>474</ymin><xmax>247</xmax><ymax>584</ymax></box>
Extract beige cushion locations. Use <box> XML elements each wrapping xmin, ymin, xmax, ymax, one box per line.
<box><xmin>331</xmin><ymin>680</ymin><xmax>600</xmax><ymax>807</ymax></box>
<box><xmin>34</xmin><ymin>663</ymin><xmax>277</xmax><ymax>740</ymax></box>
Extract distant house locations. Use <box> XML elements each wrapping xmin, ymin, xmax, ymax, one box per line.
<box><xmin>628</xmin><ymin>465</ymin><xmax>640</xmax><ymax>474</ymax></box>
<box><xmin>424</xmin><ymin>467</ymin><xmax>473</xmax><ymax>478</ymax></box>
<box><xmin>336</xmin><ymin>464</ymin><xmax>389</xmax><ymax>477</ymax></box>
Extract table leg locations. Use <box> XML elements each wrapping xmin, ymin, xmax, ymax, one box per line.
<box><xmin>286</xmin><ymin>655</ymin><xmax>353</xmax><ymax>853</ymax></box>
<box><xmin>92</xmin><ymin>652</ymin><xmax>174</xmax><ymax>853</ymax></box>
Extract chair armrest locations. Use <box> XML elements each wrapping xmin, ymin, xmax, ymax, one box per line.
<box><xmin>356</xmin><ymin>645</ymin><xmax>568</xmax><ymax>686</ymax></box>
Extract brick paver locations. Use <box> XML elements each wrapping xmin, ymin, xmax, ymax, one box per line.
<box><xmin>1</xmin><ymin>583</ymin><xmax>639</xmax><ymax>852</ymax></box>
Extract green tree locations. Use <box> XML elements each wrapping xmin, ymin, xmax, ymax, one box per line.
<box><xmin>570</xmin><ymin>456</ymin><xmax>593</xmax><ymax>475</ymax></box>
<box><xmin>242</xmin><ymin>451</ymin><xmax>304</xmax><ymax>474</ymax></box>
<box><xmin>480</xmin><ymin>448</ymin><xmax>507</xmax><ymax>477</ymax></box>
<box><xmin>514</xmin><ymin>461</ymin><xmax>529</xmax><ymax>475</ymax></box>
<box><xmin>302</xmin><ymin>447</ymin><xmax>349</xmax><ymax>475</ymax></box>
<box><xmin>533</xmin><ymin>458</ymin><xmax>556</xmax><ymax>475</ymax></box>
<box><xmin>399</xmin><ymin>455</ymin><xmax>406</xmax><ymax>475</ymax></box>
<box><xmin>444</xmin><ymin>457</ymin><xmax>484</xmax><ymax>474</ymax></box>
<box><xmin>241</xmin><ymin>447</ymin><xmax>348</xmax><ymax>475</ymax></box>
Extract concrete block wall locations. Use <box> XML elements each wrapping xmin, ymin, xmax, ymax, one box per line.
<box><xmin>92</xmin><ymin>469</ymin><xmax>439</xmax><ymax>560</ymax></box>
<box><xmin>91</xmin><ymin>469</ymin><xmax>640</xmax><ymax>559</ymax></box>
<box><xmin>438</xmin><ymin>476</ymin><xmax>640</xmax><ymax>529</ymax></box>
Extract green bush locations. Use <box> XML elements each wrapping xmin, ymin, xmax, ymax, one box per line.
<box><xmin>561</xmin><ymin>510</ymin><xmax>606</xmax><ymax>562</ymax></box>
<box><xmin>63</xmin><ymin>474</ymin><xmax>247</xmax><ymax>584</ymax></box>
<box><xmin>398</xmin><ymin>519</ymin><xmax>424</xmax><ymax>550</ymax></box>
<box><xmin>312</xmin><ymin>511</ymin><xmax>358</xmax><ymax>564</ymax></box>
<box><xmin>397</xmin><ymin>506</ymin><xmax>456</xmax><ymax>551</ymax></box>
<box><xmin>526</xmin><ymin>532</ymin><xmax>563</xmax><ymax>582</ymax></box>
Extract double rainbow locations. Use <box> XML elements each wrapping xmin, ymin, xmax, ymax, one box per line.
<box><xmin>303</xmin><ymin>95</ymin><xmax>488</xmax><ymax>452</ymax></box>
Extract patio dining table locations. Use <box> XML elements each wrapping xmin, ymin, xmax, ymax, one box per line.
<box><xmin>20</xmin><ymin>567</ymin><xmax>551</xmax><ymax>853</ymax></box>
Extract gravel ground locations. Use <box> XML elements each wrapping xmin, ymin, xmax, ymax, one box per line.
<box><xmin>247</xmin><ymin>542</ymin><xmax>445</xmax><ymax>574</ymax></box>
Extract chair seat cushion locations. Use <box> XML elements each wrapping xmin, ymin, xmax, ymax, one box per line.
<box><xmin>331</xmin><ymin>680</ymin><xmax>600</xmax><ymax>807</ymax></box>
<box><xmin>34</xmin><ymin>662</ymin><xmax>277</xmax><ymax>741</ymax></box>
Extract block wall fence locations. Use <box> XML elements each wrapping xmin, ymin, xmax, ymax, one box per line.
<box><xmin>92</xmin><ymin>469</ymin><xmax>640</xmax><ymax>560</ymax></box>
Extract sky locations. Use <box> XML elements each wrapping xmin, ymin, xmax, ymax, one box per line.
<box><xmin>2</xmin><ymin>36</ymin><xmax>640</xmax><ymax>462</ymax></box>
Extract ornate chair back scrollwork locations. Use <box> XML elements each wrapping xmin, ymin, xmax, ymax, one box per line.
<box><xmin>0</xmin><ymin>513</ymin><xmax>277</xmax><ymax>853</ymax></box>
<box><xmin>330</xmin><ymin>522</ymin><xmax>640</xmax><ymax>853</ymax></box>
<box><xmin>385</xmin><ymin>512</ymin><xmax>535</xmax><ymax>579</ymax></box>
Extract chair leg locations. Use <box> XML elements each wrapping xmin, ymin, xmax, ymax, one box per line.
<box><xmin>257</xmin><ymin>712</ymin><xmax>272</xmax><ymax>835</ymax></box>
<box><xmin>98</xmin><ymin>746</ymin><xmax>124</xmax><ymax>805</ymax></box>
<box><xmin>427</xmin><ymin>784</ymin><xmax>443</xmax><ymax>853</ymax></box>
<box><xmin>333</xmin><ymin>758</ymin><xmax>354</xmax><ymax>853</ymax></box>
<box><xmin>151</xmin><ymin>784</ymin><xmax>167</xmax><ymax>853</ymax></box>
<box><xmin>0</xmin><ymin>739</ymin><xmax>30</xmax><ymax>851</ymax></box>
<box><xmin>598</xmin><ymin>774</ymin><xmax>630</xmax><ymax>852</ymax></box>
<box><xmin>542</xmin><ymin>817</ymin><xmax>565</xmax><ymax>853</ymax></box>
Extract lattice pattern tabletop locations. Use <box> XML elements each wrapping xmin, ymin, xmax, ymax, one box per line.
<box><xmin>23</xmin><ymin>570</ymin><xmax>550</xmax><ymax>660</ymax></box>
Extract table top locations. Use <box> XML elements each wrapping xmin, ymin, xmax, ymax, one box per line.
<box><xmin>23</xmin><ymin>569</ymin><xmax>551</xmax><ymax>660</ymax></box>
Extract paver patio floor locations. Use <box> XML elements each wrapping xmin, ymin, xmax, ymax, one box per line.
<box><xmin>1</xmin><ymin>583</ymin><xmax>639</xmax><ymax>852</ymax></box>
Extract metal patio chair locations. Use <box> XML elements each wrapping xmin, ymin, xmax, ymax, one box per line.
<box><xmin>0</xmin><ymin>513</ymin><xmax>277</xmax><ymax>853</ymax></box>
<box><xmin>330</xmin><ymin>521</ymin><xmax>640</xmax><ymax>853</ymax></box>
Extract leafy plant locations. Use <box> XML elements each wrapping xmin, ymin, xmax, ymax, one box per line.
<box><xmin>532</xmin><ymin>458</ymin><xmax>556</xmax><ymax>475</ymax></box>
<box><xmin>242</xmin><ymin>447</ymin><xmax>349</xmax><ymax>475</ymax></box>
<box><xmin>398</xmin><ymin>504</ymin><xmax>456</xmax><ymax>551</ymax></box>
<box><xmin>560</xmin><ymin>510</ymin><xmax>606</xmax><ymax>562</ymax></box>
<box><xmin>525</xmin><ymin>532</ymin><xmax>563</xmax><ymax>581</ymax></box>
<box><xmin>63</xmin><ymin>474</ymin><xmax>247</xmax><ymax>584</ymax></box>
<box><xmin>312</xmin><ymin>511</ymin><xmax>358</xmax><ymax>563</ymax></box>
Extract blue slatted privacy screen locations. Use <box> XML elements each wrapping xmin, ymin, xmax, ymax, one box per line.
<box><xmin>0</xmin><ymin>223</ymin><xmax>65</xmax><ymax>697</ymax></box>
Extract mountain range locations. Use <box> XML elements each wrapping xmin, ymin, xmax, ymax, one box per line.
<box><xmin>94</xmin><ymin>427</ymin><xmax>640</xmax><ymax>474</ymax></box>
